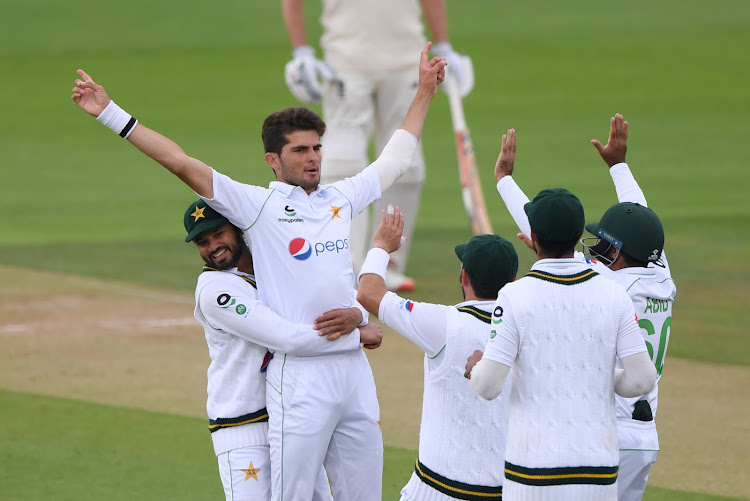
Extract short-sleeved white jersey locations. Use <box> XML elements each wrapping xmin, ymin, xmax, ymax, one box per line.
<box><xmin>319</xmin><ymin>0</ymin><xmax>425</xmax><ymax>71</ymax></box>
<box><xmin>203</xmin><ymin>167</ymin><xmax>379</xmax><ymax>326</ymax></box>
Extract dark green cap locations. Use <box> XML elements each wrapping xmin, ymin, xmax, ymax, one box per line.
<box><xmin>586</xmin><ymin>202</ymin><xmax>664</xmax><ymax>263</ymax></box>
<box><xmin>524</xmin><ymin>188</ymin><xmax>585</xmax><ymax>242</ymax></box>
<box><xmin>183</xmin><ymin>199</ymin><xmax>228</xmax><ymax>242</ymax></box>
<box><xmin>454</xmin><ymin>234</ymin><xmax>518</xmax><ymax>294</ymax></box>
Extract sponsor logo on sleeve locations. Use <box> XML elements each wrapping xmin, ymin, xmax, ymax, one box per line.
<box><xmin>236</xmin><ymin>304</ymin><xmax>247</xmax><ymax>315</ymax></box>
<box><xmin>492</xmin><ymin>305</ymin><xmax>503</xmax><ymax>324</ymax></box>
<box><xmin>217</xmin><ymin>293</ymin><xmax>236</xmax><ymax>308</ymax></box>
<box><xmin>400</xmin><ymin>300</ymin><xmax>414</xmax><ymax>313</ymax></box>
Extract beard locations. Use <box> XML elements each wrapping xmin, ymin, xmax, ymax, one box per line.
<box><xmin>203</xmin><ymin>239</ymin><xmax>243</xmax><ymax>270</ymax></box>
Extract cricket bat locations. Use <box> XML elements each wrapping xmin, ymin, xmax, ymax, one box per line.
<box><xmin>444</xmin><ymin>74</ymin><xmax>493</xmax><ymax>235</ymax></box>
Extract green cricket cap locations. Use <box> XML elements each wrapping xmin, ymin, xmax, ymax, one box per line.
<box><xmin>524</xmin><ymin>188</ymin><xmax>585</xmax><ymax>242</ymax></box>
<box><xmin>455</xmin><ymin>234</ymin><xmax>518</xmax><ymax>293</ymax></box>
<box><xmin>183</xmin><ymin>199</ymin><xmax>229</xmax><ymax>242</ymax></box>
<box><xmin>586</xmin><ymin>202</ymin><xmax>664</xmax><ymax>263</ymax></box>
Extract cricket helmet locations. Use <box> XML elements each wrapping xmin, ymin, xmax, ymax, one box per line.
<box><xmin>584</xmin><ymin>202</ymin><xmax>664</xmax><ymax>265</ymax></box>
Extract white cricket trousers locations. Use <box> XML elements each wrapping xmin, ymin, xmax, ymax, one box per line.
<box><xmin>217</xmin><ymin>445</ymin><xmax>272</xmax><ymax>501</ymax></box>
<box><xmin>266</xmin><ymin>348</ymin><xmax>383</xmax><ymax>501</ymax></box>
<box><xmin>320</xmin><ymin>65</ymin><xmax>426</xmax><ymax>275</ymax></box>
<box><xmin>617</xmin><ymin>450</ymin><xmax>658</xmax><ymax>501</ymax></box>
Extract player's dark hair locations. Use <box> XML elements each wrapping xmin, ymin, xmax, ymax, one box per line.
<box><xmin>262</xmin><ymin>107</ymin><xmax>326</xmax><ymax>155</ymax></box>
<box><xmin>468</xmin><ymin>276</ymin><xmax>502</xmax><ymax>301</ymax></box>
<box><xmin>535</xmin><ymin>235</ymin><xmax>580</xmax><ymax>258</ymax></box>
<box><xmin>620</xmin><ymin>250</ymin><xmax>649</xmax><ymax>268</ymax></box>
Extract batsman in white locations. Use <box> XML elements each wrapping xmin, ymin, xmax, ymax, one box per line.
<box><xmin>72</xmin><ymin>43</ymin><xmax>445</xmax><ymax>500</ymax></box>
<box><xmin>357</xmin><ymin>205</ymin><xmax>517</xmax><ymax>501</ymax></box>
<box><xmin>183</xmin><ymin>199</ymin><xmax>382</xmax><ymax>500</ymax></box>
<box><xmin>282</xmin><ymin>0</ymin><xmax>474</xmax><ymax>291</ymax></box>
<box><xmin>493</xmin><ymin>115</ymin><xmax>676</xmax><ymax>501</ymax></box>
<box><xmin>466</xmin><ymin>185</ymin><xmax>657</xmax><ymax>501</ymax></box>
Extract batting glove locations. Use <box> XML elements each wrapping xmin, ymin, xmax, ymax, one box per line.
<box><xmin>284</xmin><ymin>45</ymin><xmax>336</xmax><ymax>104</ymax></box>
<box><xmin>432</xmin><ymin>41</ymin><xmax>474</xmax><ymax>98</ymax></box>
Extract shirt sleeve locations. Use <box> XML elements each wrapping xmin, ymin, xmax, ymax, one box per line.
<box><xmin>609</xmin><ymin>163</ymin><xmax>648</xmax><ymax>206</ymax></box>
<box><xmin>329</xmin><ymin>167</ymin><xmax>381</xmax><ymax>217</ymax></box>
<box><xmin>615</xmin><ymin>288</ymin><xmax>648</xmax><ymax>359</ymax></box>
<box><xmin>377</xmin><ymin>291</ymin><xmax>448</xmax><ymax>357</ymax></box>
<box><xmin>496</xmin><ymin>176</ymin><xmax>532</xmax><ymax>237</ymax></box>
<box><xmin>197</xmin><ymin>274</ymin><xmax>361</xmax><ymax>356</ymax></box>
<box><xmin>481</xmin><ymin>291</ymin><xmax>520</xmax><ymax>367</ymax></box>
<box><xmin>200</xmin><ymin>169</ymin><xmax>271</xmax><ymax>229</ymax></box>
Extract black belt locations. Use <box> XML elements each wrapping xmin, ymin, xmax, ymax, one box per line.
<box><xmin>208</xmin><ymin>407</ymin><xmax>269</xmax><ymax>433</ymax></box>
<box><xmin>414</xmin><ymin>459</ymin><xmax>502</xmax><ymax>500</ymax></box>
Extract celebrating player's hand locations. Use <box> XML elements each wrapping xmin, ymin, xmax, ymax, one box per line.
<box><xmin>71</xmin><ymin>69</ymin><xmax>111</xmax><ymax>117</ymax></box>
<box><xmin>315</xmin><ymin>306</ymin><xmax>363</xmax><ymax>341</ymax></box>
<box><xmin>359</xmin><ymin>324</ymin><xmax>383</xmax><ymax>350</ymax></box>
<box><xmin>373</xmin><ymin>205</ymin><xmax>406</xmax><ymax>254</ymax></box>
<box><xmin>464</xmin><ymin>349</ymin><xmax>483</xmax><ymax>379</ymax></box>
<box><xmin>417</xmin><ymin>42</ymin><xmax>447</xmax><ymax>100</ymax></box>
<box><xmin>591</xmin><ymin>113</ymin><xmax>628</xmax><ymax>168</ymax></box>
<box><xmin>494</xmin><ymin>128</ymin><xmax>516</xmax><ymax>181</ymax></box>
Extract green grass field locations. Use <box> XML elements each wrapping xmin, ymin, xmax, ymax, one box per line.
<box><xmin>2</xmin><ymin>0</ymin><xmax>749</xmax><ymax>499</ymax></box>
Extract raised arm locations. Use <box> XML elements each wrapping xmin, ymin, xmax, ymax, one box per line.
<box><xmin>591</xmin><ymin>113</ymin><xmax>647</xmax><ymax>206</ymax></box>
<box><xmin>494</xmin><ymin>129</ymin><xmax>532</xmax><ymax>239</ymax></box>
<box><xmin>421</xmin><ymin>0</ymin><xmax>474</xmax><ymax>98</ymax></box>
<box><xmin>357</xmin><ymin>206</ymin><xmax>448</xmax><ymax>356</ymax></box>
<box><xmin>72</xmin><ymin>69</ymin><xmax>214</xmax><ymax>198</ymax></box>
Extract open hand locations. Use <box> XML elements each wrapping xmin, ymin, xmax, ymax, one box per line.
<box><xmin>71</xmin><ymin>69</ymin><xmax>111</xmax><ymax>117</ymax></box>
<box><xmin>494</xmin><ymin>128</ymin><xmax>516</xmax><ymax>181</ymax></box>
<box><xmin>591</xmin><ymin>113</ymin><xmax>628</xmax><ymax>167</ymax></box>
<box><xmin>373</xmin><ymin>205</ymin><xmax>406</xmax><ymax>253</ymax></box>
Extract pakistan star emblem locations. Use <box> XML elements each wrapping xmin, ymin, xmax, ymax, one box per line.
<box><xmin>329</xmin><ymin>205</ymin><xmax>342</xmax><ymax>220</ymax></box>
<box><xmin>241</xmin><ymin>461</ymin><xmax>261</xmax><ymax>481</ymax></box>
<box><xmin>191</xmin><ymin>206</ymin><xmax>206</xmax><ymax>222</ymax></box>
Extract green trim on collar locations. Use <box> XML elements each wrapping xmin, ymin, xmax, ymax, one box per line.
<box><xmin>202</xmin><ymin>266</ymin><xmax>257</xmax><ymax>289</ymax></box>
<box><xmin>457</xmin><ymin>305</ymin><xmax>492</xmax><ymax>324</ymax></box>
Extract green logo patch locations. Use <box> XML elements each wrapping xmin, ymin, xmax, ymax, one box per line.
<box><xmin>236</xmin><ymin>304</ymin><xmax>247</xmax><ymax>315</ymax></box>
<box><xmin>490</xmin><ymin>329</ymin><xmax>497</xmax><ymax>339</ymax></box>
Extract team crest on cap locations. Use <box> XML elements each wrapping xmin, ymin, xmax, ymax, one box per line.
<box><xmin>191</xmin><ymin>206</ymin><xmax>206</xmax><ymax>221</ymax></box>
<box><xmin>289</xmin><ymin>238</ymin><xmax>312</xmax><ymax>260</ymax></box>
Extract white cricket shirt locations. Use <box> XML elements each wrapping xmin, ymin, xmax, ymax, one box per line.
<box><xmin>204</xmin><ymin>168</ymin><xmax>379</xmax><ymax>325</ymax></box>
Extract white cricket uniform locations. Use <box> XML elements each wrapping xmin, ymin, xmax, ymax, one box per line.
<box><xmin>194</xmin><ymin>266</ymin><xmax>362</xmax><ymax>500</ymax></box>
<box><xmin>482</xmin><ymin>259</ymin><xmax>648</xmax><ymax>501</ymax></box>
<box><xmin>373</xmin><ymin>287</ymin><xmax>509</xmax><ymax>501</ymax></box>
<box><xmin>318</xmin><ymin>0</ymin><xmax>427</xmax><ymax>274</ymax></box>
<box><xmin>496</xmin><ymin>163</ymin><xmax>677</xmax><ymax>501</ymax></box>
<box><xmin>201</xmin><ymin>131</ymin><xmax>416</xmax><ymax>500</ymax></box>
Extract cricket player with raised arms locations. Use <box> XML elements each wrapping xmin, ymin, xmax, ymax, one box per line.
<box><xmin>493</xmin><ymin>115</ymin><xmax>676</xmax><ymax>501</ymax></box>
<box><xmin>357</xmin><ymin>204</ymin><xmax>517</xmax><ymax>500</ymax></box>
<box><xmin>72</xmin><ymin>43</ymin><xmax>446</xmax><ymax>500</ymax></box>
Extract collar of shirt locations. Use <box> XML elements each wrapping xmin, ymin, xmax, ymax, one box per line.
<box><xmin>454</xmin><ymin>299</ymin><xmax>495</xmax><ymax>310</ymax></box>
<box><xmin>268</xmin><ymin>181</ymin><xmax>330</xmax><ymax>198</ymax></box>
<box><xmin>531</xmin><ymin>258</ymin><xmax>591</xmax><ymax>275</ymax></box>
<box><xmin>223</xmin><ymin>267</ymin><xmax>256</xmax><ymax>281</ymax></box>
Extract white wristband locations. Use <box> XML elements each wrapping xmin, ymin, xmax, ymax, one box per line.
<box><xmin>357</xmin><ymin>247</ymin><xmax>390</xmax><ymax>284</ymax></box>
<box><xmin>96</xmin><ymin>100</ymin><xmax>138</xmax><ymax>139</ymax></box>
